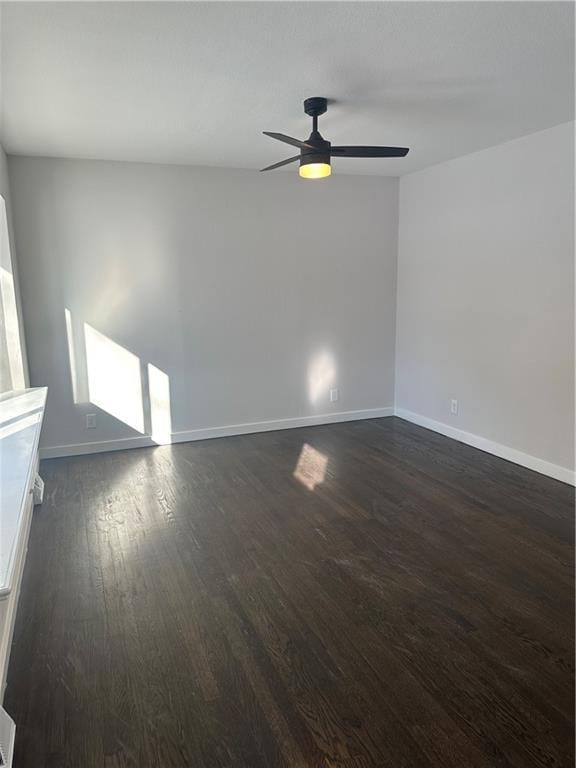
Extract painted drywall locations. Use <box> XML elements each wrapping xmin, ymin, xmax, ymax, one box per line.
<box><xmin>395</xmin><ymin>122</ymin><xmax>575</xmax><ymax>474</ymax></box>
<box><xmin>0</xmin><ymin>143</ymin><xmax>28</xmax><ymax>391</ymax></box>
<box><xmin>8</xmin><ymin>157</ymin><xmax>398</xmax><ymax>452</ymax></box>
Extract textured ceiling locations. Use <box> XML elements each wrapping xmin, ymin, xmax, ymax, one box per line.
<box><xmin>1</xmin><ymin>2</ymin><xmax>573</xmax><ymax>175</ymax></box>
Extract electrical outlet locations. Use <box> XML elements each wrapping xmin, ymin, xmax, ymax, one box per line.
<box><xmin>330</xmin><ymin>388</ymin><xmax>339</xmax><ymax>403</ymax></box>
<box><xmin>86</xmin><ymin>413</ymin><xmax>97</xmax><ymax>429</ymax></box>
<box><xmin>450</xmin><ymin>399</ymin><xmax>458</xmax><ymax>416</ymax></box>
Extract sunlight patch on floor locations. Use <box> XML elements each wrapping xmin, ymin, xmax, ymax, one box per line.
<box><xmin>293</xmin><ymin>443</ymin><xmax>328</xmax><ymax>491</ymax></box>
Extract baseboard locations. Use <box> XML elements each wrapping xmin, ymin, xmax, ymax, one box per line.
<box><xmin>394</xmin><ymin>407</ymin><xmax>575</xmax><ymax>486</ymax></box>
<box><xmin>39</xmin><ymin>407</ymin><xmax>394</xmax><ymax>460</ymax></box>
<box><xmin>38</xmin><ymin>405</ymin><xmax>575</xmax><ymax>485</ymax></box>
<box><xmin>39</xmin><ymin>434</ymin><xmax>156</xmax><ymax>459</ymax></box>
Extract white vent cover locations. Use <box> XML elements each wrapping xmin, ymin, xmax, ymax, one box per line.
<box><xmin>0</xmin><ymin>706</ymin><xmax>15</xmax><ymax>767</ymax></box>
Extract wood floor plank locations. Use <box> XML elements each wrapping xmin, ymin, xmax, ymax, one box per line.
<box><xmin>4</xmin><ymin>417</ymin><xmax>574</xmax><ymax>767</ymax></box>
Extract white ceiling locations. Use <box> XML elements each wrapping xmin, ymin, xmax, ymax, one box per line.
<box><xmin>1</xmin><ymin>2</ymin><xmax>573</xmax><ymax>176</ymax></box>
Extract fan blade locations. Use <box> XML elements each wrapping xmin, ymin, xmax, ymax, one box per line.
<box><xmin>330</xmin><ymin>146</ymin><xmax>409</xmax><ymax>158</ymax></box>
<box><xmin>263</xmin><ymin>132</ymin><xmax>314</xmax><ymax>150</ymax></box>
<box><xmin>260</xmin><ymin>154</ymin><xmax>301</xmax><ymax>172</ymax></box>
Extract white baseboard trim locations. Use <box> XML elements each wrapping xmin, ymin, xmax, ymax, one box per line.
<box><xmin>39</xmin><ymin>407</ymin><xmax>394</xmax><ymax>460</ymax></box>
<box><xmin>40</xmin><ymin>435</ymin><xmax>156</xmax><ymax>459</ymax></box>
<box><xmin>394</xmin><ymin>407</ymin><xmax>575</xmax><ymax>486</ymax></box>
<box><xmin>38</xmin><ymin>405</ymin><xmax>575</xmax><ymax>486</ymax></box>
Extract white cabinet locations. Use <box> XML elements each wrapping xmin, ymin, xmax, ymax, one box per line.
<box><xmin>0</xmin><ymin>388</ymin><xmax>47</xmax><ymax>702</ymax></box>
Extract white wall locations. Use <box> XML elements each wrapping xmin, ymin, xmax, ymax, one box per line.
<box><xmin>8</xmin><ymin>157</ymin><xmax>398</xmax><ymax>453</ymax></box>
<box><xmin>396</xmin><ymin>122</ymin><xmax>574</xmax><ymax>477</ymax></box>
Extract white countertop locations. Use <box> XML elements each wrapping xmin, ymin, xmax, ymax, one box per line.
<box><xmin>0</xmin><ymin>388</ymin><xmax>46</xmax><ymax>596</ymax></box>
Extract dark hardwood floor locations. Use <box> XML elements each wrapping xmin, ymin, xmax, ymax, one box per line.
<box><xmin>5</xmin><ymin>417</ymin><xmax>574</xmax><ymax>767</ymax></box>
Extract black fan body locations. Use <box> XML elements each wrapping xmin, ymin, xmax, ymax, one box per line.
<box><xmin>261</xmin><ymin>97</ymin><xmax>409</xmax><ymax>174</ymax></box>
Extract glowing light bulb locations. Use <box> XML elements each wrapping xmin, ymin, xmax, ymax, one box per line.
<box><xmin>299</xmin><ymin>162</ymin><xmax>332</xmax><ymax>179</ymax></box>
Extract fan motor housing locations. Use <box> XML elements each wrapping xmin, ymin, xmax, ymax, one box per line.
<box><xmin>300</xmin><ymin>151</ymin><xmax>331</xmax><ymax>171</ymax></box>
<box><xmin>301</xmin><ymin>131</ymin><xmax>331</xmax><ymax>170</ymax></box>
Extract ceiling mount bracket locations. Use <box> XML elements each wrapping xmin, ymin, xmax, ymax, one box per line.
<box><xmin>303</xmin><ymin>97</ymin><xmax>328</xmax><ymax>118</ymax></box>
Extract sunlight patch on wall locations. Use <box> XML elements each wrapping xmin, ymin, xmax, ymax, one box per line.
<box><xmin>0</xmin><ymin>198</ymin><xmax>25</xmax><ymax>391</ymax></box>
<box><xmin>148</xmin><ymin>363</ymin><xmax>172</xmax><ymax>445</ymax></box>
<box><xmin>64</xmin><ymin>309</ymin><xmax>89</xmax><ymax>403</ymax></box>
<box><xmin>293</xmin><ymin>443</ymin><xmax>328</xmax><ymax>491</ymax></box>
<box><xmin>308</xmin><ymin>350</ymin><xmax>336</xmax><ymax>405</ymax></box>
<box><xmin>0</xmin><ymin>268</ymin><xmax>25</xmax><ymax>390</ymax></box>
<box><xmin>65</xmin><ymin>308</ymin><xmax>79</xmax><ymax>403</ymax></box>
<box><xmin>84</xmin><ymin>323</ymin><xmax>145</xmax><ymax>433</ymax></box>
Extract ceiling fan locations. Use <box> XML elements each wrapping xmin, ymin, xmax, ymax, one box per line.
<box><xmin>261</xmin><ymin>97</ymin><xmax>409</xmax><ymax>179</ymax></box>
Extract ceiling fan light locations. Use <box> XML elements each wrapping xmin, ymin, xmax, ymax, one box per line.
<box><xmin>299</xmin><ymin>162</ymin><xmax>331</xmax><ymax>179</ymax></box>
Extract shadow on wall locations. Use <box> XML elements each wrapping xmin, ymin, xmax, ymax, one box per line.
<box><xmin>64</xmin><ymin>308</ymin><xmax>172</xmax><ymax>445</ymax></box>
